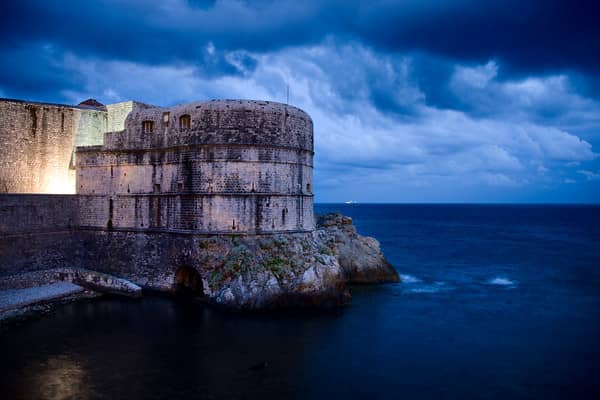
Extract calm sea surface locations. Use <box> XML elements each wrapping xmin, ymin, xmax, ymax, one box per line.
<box><xmin>1</xmin><ymin>204</ymin><xmax>599</xmax><ymax>399</ymax></box>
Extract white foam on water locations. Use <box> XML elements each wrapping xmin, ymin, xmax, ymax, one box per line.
<box><xmin>405</xmin><ymin>281</ymin><xmax>450</xmax><ymax>294</ymax></box>
<box><xmin>406</xmin><ymin>286</ymin><xmax>440</xmax><ymax>294</ymax></box>
<box><xmin>399</xmin><ymin>274</ymin><xmax>421</xmax><ymax>283</ymax></box>
<box><xmin>488</xmin><ymin>277</ymin><xmax>517</xmax><ymax>287</ymax></box>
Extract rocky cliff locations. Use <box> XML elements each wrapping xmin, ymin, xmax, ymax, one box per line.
<box><xmin>316</xmin><ymin>213</ymin><xmax>400</xmax><ymax>284</ymax></box>
<box><xmin>200</xmin><ymin>212</ymin><xmax>399</xmax><ymax>310</ymax></box>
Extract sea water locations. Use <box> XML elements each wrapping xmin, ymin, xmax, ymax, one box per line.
<box><xmin>1</xmin><ymin>204</ymin><xmax>599</xmax><ymax>399</ymax></box>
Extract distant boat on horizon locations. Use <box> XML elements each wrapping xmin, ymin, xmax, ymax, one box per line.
<box><xmin>344</xmin><ymin>200</ymin><xmax>356</xmax><ymax>204</ymax></box>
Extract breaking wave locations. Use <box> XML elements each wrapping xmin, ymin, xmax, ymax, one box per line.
<box><xmin>488</xmin><ymin>277</ymin><xmax>517</xmax><ymax>287</ymax></box>
<box><xmin>399</xmin><ymin>274</ymin><xmax>421</xmax><ymax>283</ymax></box>
<box><xmin>405</xmin><ymin>281</ymin><xmax>449</xmax><ymax>294</ymax></box>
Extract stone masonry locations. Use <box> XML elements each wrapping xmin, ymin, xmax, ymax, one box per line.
<box><xmin>0</xmin><ymin>98</ymin><xmax>150</xmax><ymax>194</ymax></box>
<box><xmin>76</xmin><ymin>100</ymin><xmax>314</xmax><ymax>234</ymax></box>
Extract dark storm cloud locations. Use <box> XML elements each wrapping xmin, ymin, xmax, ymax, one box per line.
<box><xmin>2</xmin><ymin>0</ymin><xmax>599</xmax><ymax>72</ymax></box>
<box><xmin>1</xmin><ymin>0</ymin><xmax>599</xmax><ymax>201</ymax></box>
<box><xmin>0</xmin><ymin>43</ymin><xmax>85</xmax><ymax>100</ymax></box>
<box><xmin>354</xmin><ymin>0</ymin><xmax>600</xmax><ymax>76</ymax></box>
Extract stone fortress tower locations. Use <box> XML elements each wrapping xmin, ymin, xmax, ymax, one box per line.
<box><xmin>0</xmin><ymin>96</ymin><xmax>396</xmax><ymax>309</ymax></box>
<box><xmin>0</xmin><ymin>97</ymin><xmax>314</xmax><ymax>235</ymax></box>
<box><xmin>76</xmin><ymin>100</ymin><xmax>314</xmax><ymax>234</ymax></box>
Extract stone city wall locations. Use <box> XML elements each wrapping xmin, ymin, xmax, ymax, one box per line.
<box><xmin>0</xmin><ymin>194</ymin><xmax>79</xmax><ymax>235</ymax></box>
<box><xmin>0</xmin><ymin>98</ymin><xmax>147</xmax><ymax>194</ymax></box>
<box><xmin>0</xmin><ymin>194</ymin><xmax>81</xmax><ymax>276</ymax></box>
<box><xmin>0</xmin><ymin>99</ymin><xmax>146</xmax><ymax>194</ymax></box>
<box><xmin>0</xmin><ymin>99</ymin><xmax>82</xmax><ymax>193</ymax></box>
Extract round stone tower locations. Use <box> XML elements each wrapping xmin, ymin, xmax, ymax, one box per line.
<box><xmin>76</xmin><ymin>100</ymin><xmax>314</xmax><ymax>234</ymax></box>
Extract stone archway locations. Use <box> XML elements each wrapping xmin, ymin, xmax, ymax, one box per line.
<box><xmin>174</xmin><ymin>266</ymin><xmax>204</xmax><ymax>296</ymax></box>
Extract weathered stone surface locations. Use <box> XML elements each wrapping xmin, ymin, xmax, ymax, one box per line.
<box><xmin>201</xmin><ymin>234</ymin><xmax>349</xmax><ymax>310</ymax></box>
<box><xmin>0</xmin><ymin>268</ymin><xmax>141</xmax><ymax>298</ymax></box>
<box><xmin>76</xmin><ymin>100</ymin><xmax>314</xmax><ymax>235</ymax></box>
<box><xmin>316</xmin><ymin>213</ymin><xmax>400</xmax><ymax>284</ymax></box>
<box><xmin>0</xmin><ymin>98</ymin><xmax>134</xmax><ymax>194</ymax></box>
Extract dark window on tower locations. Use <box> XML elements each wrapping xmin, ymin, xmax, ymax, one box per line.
<box><xmin>179</xmin><ymin>114</ymin><xmax>191</xmax><ymax>129</ymax></box>
<box><xmin>142</xmin><ymin>120</ymin><xmax>154</xmax><ymax>133</ymax></box>
<box><xmin>306</xmin><ymin>183</ymin><xmax>311</xmax><ymax>192</ymax></box>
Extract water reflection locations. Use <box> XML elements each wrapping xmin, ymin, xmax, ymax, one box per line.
<box><xmin>1</xmin><ymin>297</ymin><xmax>340</xmax><ymax>399</ymax></box>
<box><xmin>33</xmin><ymin>355</ymin><xmax>92</xmax><ymax>400</ymax></box>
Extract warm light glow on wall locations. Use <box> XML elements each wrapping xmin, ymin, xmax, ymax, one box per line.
<box><xmin>42</xmin><ymin>170</ymin><xmax>76</xmax><ymax>194</ymax></box>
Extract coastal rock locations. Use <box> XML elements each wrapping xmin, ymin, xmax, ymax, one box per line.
<box><xmin>194</xmin><ymin>212</ymin><xmax>397</xmax><ymax>309</ymax></box>
<box><xmin>199</xmin><ymin>234</ymin><xmax>350</xmax><ymax>310</ymax></box>
<box><xmin>316</xmin><ymin>213</ymin><xmax>400</xmax><ymax>284</ymax></box>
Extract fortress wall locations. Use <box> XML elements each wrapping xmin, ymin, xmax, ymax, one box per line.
<box><xmin>0</xmin><ymin>194</ymin><xmax>81</xmax><ymax>276</ymax></box>
<box><xmin>108</xmin><ymin>100</ymin><xmax>313</xmax><ymax>151</ymax></box>
<box><xmin>0</xmin><ymin>99</ymin><xmax>108</xmax><ymax>194</ymax></box>
<box><xmin>106</xmin><ymin>101</ymin><xmax>153</xmax><ymax>133</ymax></box>
<box><xmin>77</xmin><ymin>151</ymin><xmax>313</xmax><ymax>195</ymax></box>
<box><xmin>0</xmin><ymin>100</ymin><xmax>78</xmax><ymax>193</ymax></box>
<box><xmin>77</xmin><ymin>194</ymin><xmax>313</xmax><ymax>233</ymax></box>
<box><xmin>73</xmin><ymin>110</ymin><xmax>107</xmax><ymax>149</ymax></box>
<box><xmin>0</xmin><ymin>194</ymin><xmax>79</xmax><ymax>235</ymax></box>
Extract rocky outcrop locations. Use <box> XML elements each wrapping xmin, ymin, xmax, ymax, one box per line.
<box><xmin>193</xmin><ymin>213</ymin><xmax>398</xmax><ymax>309</ymax></box>
<box><xmin>316</xmin><ymin>213</ymin><xmax>400</xmax><ymax>284</ymax></box>
<box><xmin>196</xmin><ymin>234</ymin><xmax>349</xmax><ymax>310</ymax></box>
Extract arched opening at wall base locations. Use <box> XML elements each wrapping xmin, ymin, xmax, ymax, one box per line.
<box><xmin>174</xmin><ymin>266</ymin><xmax>204</xmax><ymax>297</ymax></box>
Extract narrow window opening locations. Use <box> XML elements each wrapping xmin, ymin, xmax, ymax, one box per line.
<box><xmin>107</xmin><ymin>198</ymin><xmax>114</xmax><ymax>230</ymax></box>
<box><xmin>232</xmin><ymin>219</ymin><xmax>236</xmax><ymax>230</ymax></box>
<box><xmin>162</xmin><ymin>112</ymin><xmax>170</xmax><ymax>125</ymax></box>
<box><xmin>142</xmin><ymin>120</ymin><xmax>154</xmax><ymax>133</ymax></box>
<box><xmin>179</xmin><ymin>114</ymin><xmax>191</xmax><ymax>129</ymax></box>
<box><xmin>306</xmin><ymin>183</ymin><xmax>310</xmax><ymax>192</ymax></box>
<box><xmin>154</xmin><ymin>183</ymin><xmax>161</xmax><ymax>193</ymax></box>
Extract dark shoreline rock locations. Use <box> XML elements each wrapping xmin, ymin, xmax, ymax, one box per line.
<box><xmin>316</xmin><ymin>213</ymin><xmax>400</xmax><ymax>284</ymax></box>
<box><xmin>198</xmin><ymin>233</ymin><xmax>350</xmax><ymax>310</ymax></box>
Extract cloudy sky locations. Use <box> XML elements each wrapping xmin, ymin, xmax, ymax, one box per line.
<box><xmin>2</xmin><ymin>0</ymin><xmax>600</xmax><ymax>202</ymax></box>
